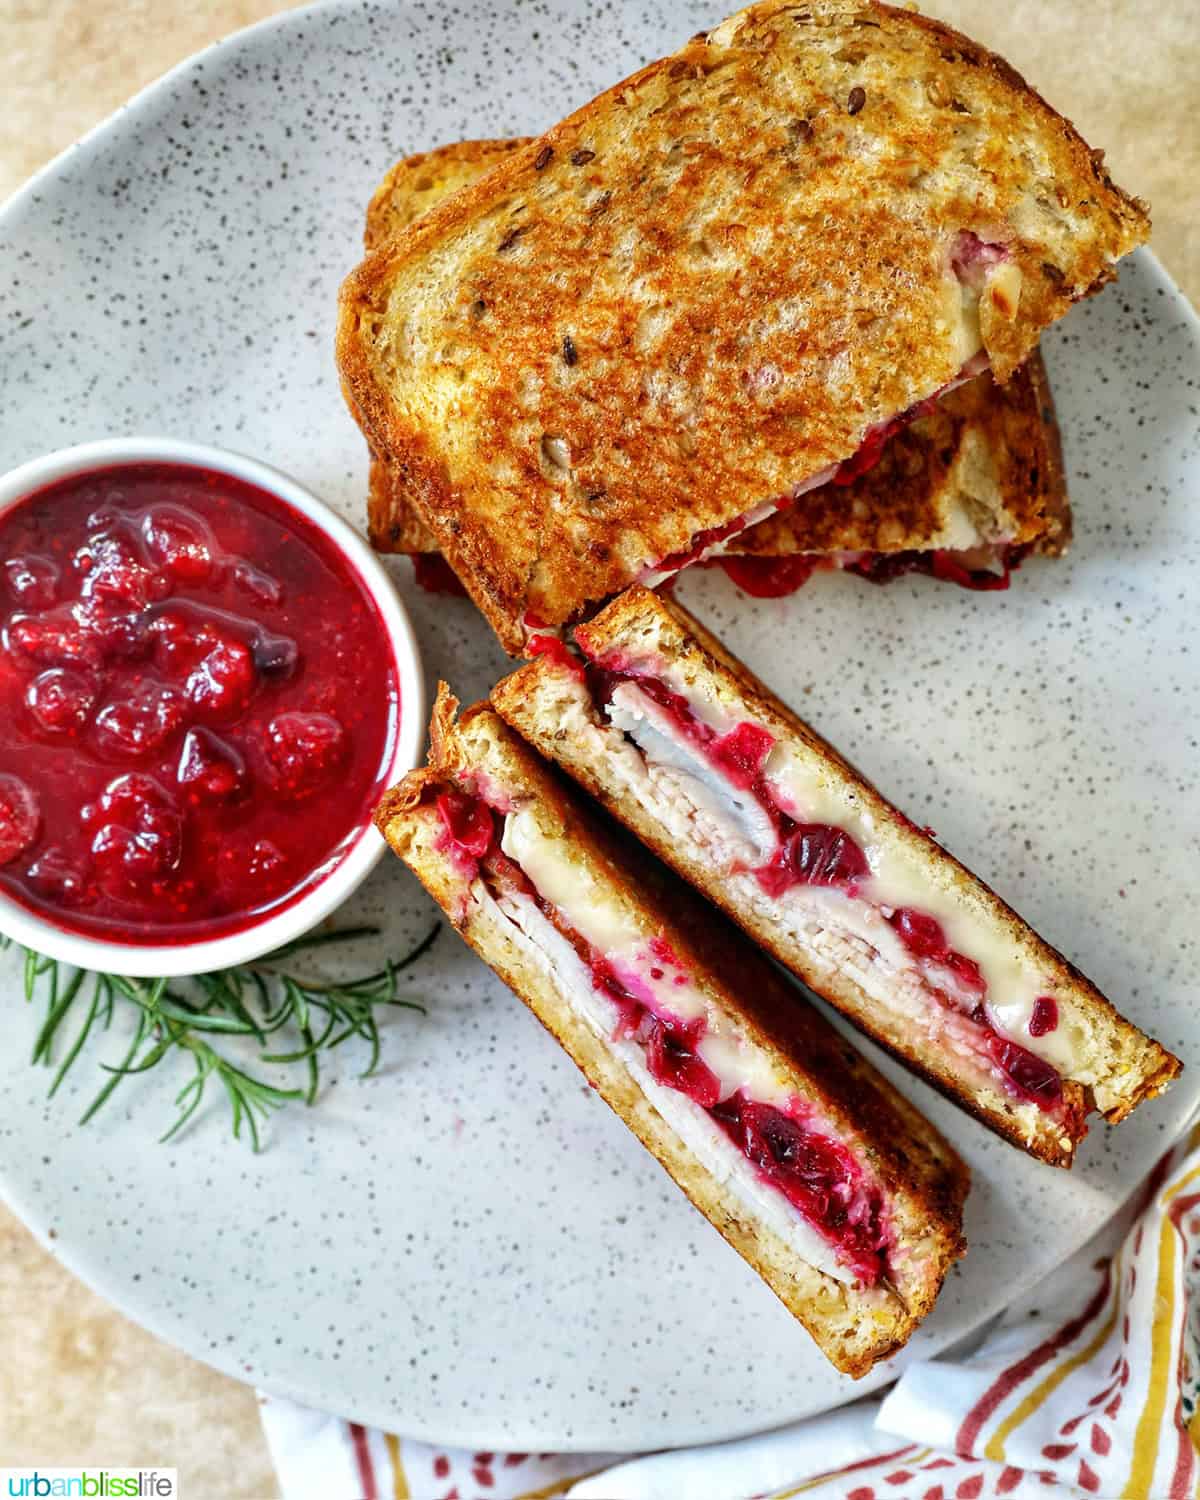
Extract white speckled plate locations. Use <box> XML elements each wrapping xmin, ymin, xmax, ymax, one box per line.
<box><xmin>1</xmin><ymin>0</ymin><xmax>1198</xmax><ymax>1454</ymax></box>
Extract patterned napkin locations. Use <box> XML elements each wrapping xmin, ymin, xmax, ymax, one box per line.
<box><xmin>261</xmin><ymin>1118</ymin><xmax>1200</xmax><ymax>1500</ymax></box>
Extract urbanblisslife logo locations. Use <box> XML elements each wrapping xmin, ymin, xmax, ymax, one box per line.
<box><xmin>1</xmin><ymin>1473</ymin><xmax>177</xmax><ymax>1498</ymax></box>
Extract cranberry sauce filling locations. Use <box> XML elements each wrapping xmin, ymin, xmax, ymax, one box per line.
<box><xmin>714</xmin><ymin>555</ymin><xmax>822</xmax><ymax>598</ymax></box>
<box><xmin>436</xmin><ymin>785</ymin><xmax>888</xmax><ymax>1281</ymax></box>
<box><xmin>713</xmin><ymin>543</ymin><xmax>1029</xmax><ymax>599</ymax></box>
<box><xmin>645</xmin><ymin>501</ymin><xmax>796</xmax><ymax>581</ymax></box>
<box><xmin>0</xmin><ymin>463</ymin><xmax>399</xmax><ymax>943</ymax></box>
<box><xmin>528</xmin><ymin>633</ymin><xmax>586</xmax><ymax>680</ymax></box>
<box><xmin>886</xmin><ymin>907</ymin><xmax>1061</xmax><ymax>1107</ymax></box>
<box><xmin>583</xmin><ymin>665</ymin><xmax>869</xmax><ymax>901</ymax></box>
<box><xmin>574</xmin><ymin>654</ymin><xmax>1068</xmax><ymax>1113</ymax></box>
<box><xmin>951</xmin><ymin>230</ymin><xmax>1010</xmax><ymax>288</ymax></box>
<box><xmin>844</xmin><ymin>544</ymin><xmax>1030</xmax><ymax>592</ymax></box>
<box><xmin>710</xmin><ymin>1095</ymin><xmax>886</xmax><ymax>1284</ymax></box>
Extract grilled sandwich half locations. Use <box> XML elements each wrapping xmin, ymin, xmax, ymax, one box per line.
<box><xmin>378</xmin><ymin>684</ymin><xmax>968</xmax><ymax>1375</ymax></box>
<box><xmin>491</xmin><ymin>587</ymin><xmax>1182</xmax><ymax>1167</ymax></box>
<box><xmin>360</xmin><ymin>140</ymin><xmax>1070</xmax><ymax>590</ymax></box>
<box><xmin>339</xmin><ymin>0</ymin><xmax>1146</xmax><ymax>650</ymax></box>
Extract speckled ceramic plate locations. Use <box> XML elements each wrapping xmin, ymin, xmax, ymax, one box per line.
<box><xmin>1</xmin><ymin>0</ymin><xmax>1198</xmax><ymax>1455</ymax></box>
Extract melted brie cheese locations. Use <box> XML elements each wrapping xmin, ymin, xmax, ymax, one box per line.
<box><xmin>501</xmin><ymin>806</ymin><xmax>792</xmax><ymax>1105</ymax></box>
<box><xmin>598</xmin><ymin>681</ymin><xmax>1085</xmax><ymax>1078</ymax></box>
<box><xmin>485</xmin><ymin>882</ymin><xmax>856</xmax><ymax>1283</ymax></box>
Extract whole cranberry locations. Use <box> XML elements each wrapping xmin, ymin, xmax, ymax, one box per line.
<box><xmin>4</xmin><ymin>555</ymin><xmax>59</xmax><ymax>609</ymax></box>
<box><xmin>141</xmin><ymin>504</ymin><xmax>216</xmax><ymax>583</ymax></box>
<box><xmin>262</xmin><ymin>711</ymin><xmax>346</xmax><ymax>800</ymax></box>
<box><xmin>176</xmin><ymin>728</ymin><xmax>248</xmax><ymax>802</ymax></box>
<box><xmin>184</xmin><ymin>629</ymin><xmax>256</xmax><ymax>721</ymax></box>
<box><xmin>0</xmin><ymin>774</ymin><xmax>40</xmax><ymax>866</ymax></box>
<box><xmin>84</xmin><ymin>774</ymin><xmax>182</xmax><ymax>893</ymax></box>
<box><xmin>25</xmin><ymin>667</ymin><xmax>101</xmax><ymax>737</ymax></box>
<box><xmin>93</xmin><ymin>681</ymin><xmax>187</xmax><ymax>759</ymax></box>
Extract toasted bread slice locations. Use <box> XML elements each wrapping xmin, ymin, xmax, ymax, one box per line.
<box><xmin>340</xmin><ymin>0</ymin><xmax>1146</xmax><ymax>649</ymax></box>
<box><xmin>364</xmin><ymin>137</ymin><xmax>534</xmax><ymax>253</ymax></box>
<box><xmin>722</xmin><ymin>352</ymin><xmax>1070</xmax><ymax>582</ymax></box>
<box><xmin>358</xmin><ymin>141</ymin><xmax>1069</xmax><ymax>573</ymax></box>
<box><xmin>491</xmin><ymin>588</ymin><xmax>1181</xmax><ymax>1167</ymax></box>
<box><xmin>360</xmin><ymin>139</ymin><xmax>534</xmax><ymax>554</ymax></box>
<box><xmin>378</xmin><ymin>684</ymin><xmax>967</xmax><ymax>1374</ymax></box>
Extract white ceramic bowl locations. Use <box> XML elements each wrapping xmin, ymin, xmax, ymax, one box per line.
<box><xmin>0</xmin><ymin>436</ymin><xmax>425</xmax><ymax>977</ymax></box>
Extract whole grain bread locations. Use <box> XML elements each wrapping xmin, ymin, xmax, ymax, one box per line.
<box><xmin>378</xmin><ymin>684</ymin><xmax>968</xmax><ymax>1374</ymax></box>
<box><xmin>364</xmin><ymin>137</ymin><xmax>533</xmax><ymax>253</ymax></box>
<box><xmin>491</xmin><ymin>587</ymin><xmax>1181</xmax><ymax>1166</ymax></box>
<box><xmin>358</xmin><ymin>139</ymin><xmax>1069</xmax><ymax>565</ymax></box>
<box><xmin>339</xmin><ymin>0</ymin><xmax>1146</xmax><ymax>649</ymax></box>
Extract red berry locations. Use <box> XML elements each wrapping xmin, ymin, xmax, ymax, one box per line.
<box><xmin>75</xmin><ymin>531</ymin><xmax>169</xmax><ymax>609</ymax></box>
<box><xmin>4</xmin><ymin>555</ymin><xmax>59</xmax><ymax>608</ymax></box>
<box><xmin>0</xmin><ymin>774</ymin><xmax>39</xmax><ymax>865</ymax></box>
<box><xmin>435</xmin><ymin>791</ymin><xmax>495</xmax><ymax>859</ymax></box>
<box><xmin>755</xmin><ymin>823</ymin><xmax>869</xmax><ymax>897</ymax></box>
<box><xmin>939</xmin><ymin>949</ymin><xmax>987</xmax><ymax>999</ymax></box>
<box><xmin>141</xmin><ymin>505</ymin><xmax>216</xmax><ymax>583</ymax></box>
<box><xmin>262</xmin><ymin>712</ymin><xmax>346</xmax><ymax>800</ymax></box>
<box><xmin>1029</xmin><ymin>996</ymin><xmax>1059</xmax><ymax>1038</ymax></box>
<box><xmin>85</xmin><ymin>774</ymin><xmax>182</xmax><ymax>892</ymax></box>
<box><xmin>710</xmin><ymin>722</ymin><xmax>775</xmax><ymax>789</ymax></box>
<box><xmin>176</xmin><ymin>728</ymin><xmax>247</xmax><ymax>801</ymax></box>
<box><xmin>72</xmin><ymin>598</ymin><xmax>152</xmax><ymax>663</ymax></box>
<box><xmin>93</xmin><ymin>681</ymin><xmax>187</xmax><ymax>759</ymax></box>
<box><xmin>25</xmin><ymin>667</ymin><xmax>100</xmax><ymax>737</ymax></box>
<box><xmin>6</xmin><ymin>610</ymin><xmax>102</xmax><ymax>670</ymax></box>
<box><xmin>184</xmin><ymin>629</ymin><xmax>256</xmax><ymax>720</ymax></box>
<box><xmin>26</xmin><ymin>847</ymin><xmax>90</xmax><ymax>906</ymax></box>
<box><xmin>888</xmin><ymin>907</ymin><xmax>946</xmax><ymax>960</ymax></box>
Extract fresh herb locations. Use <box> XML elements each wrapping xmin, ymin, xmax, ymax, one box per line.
<box><xmin>6</xmin><ymin>922</ymin><xmax>440</xmax><ymax>1151</ymax></box>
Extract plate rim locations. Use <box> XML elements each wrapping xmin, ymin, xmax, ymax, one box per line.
<box><xmin>1</xmin><ymin>0</ymin><xmax>1198</xmax><ymax>1453</ymax></box>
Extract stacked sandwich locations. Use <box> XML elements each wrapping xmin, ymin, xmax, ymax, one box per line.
<box><xmin>338</xmin><ymin>0</ymin><xmax>1180</xmax><ymax>1374</ymax></box>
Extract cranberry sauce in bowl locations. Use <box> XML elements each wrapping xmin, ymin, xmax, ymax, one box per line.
<box><xmin>0</xmin><ymin>445</ymin><xmax>419</xmax><ymax>967</ymax></box>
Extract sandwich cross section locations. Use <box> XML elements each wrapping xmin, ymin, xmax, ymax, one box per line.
<box><xmin>376</xmin><ymin>684</ymin><xmax>968</xmax><ymax>1374</ymax></box>
<box><xmin>491</xmin><ymin>587</ymin><xmax>1181</xmax><ymax>1167</ymax></box>
<box><xmin>339</xmin><ymin>0</ymin><xmax>1147</xmax><ymax>649</ymax></box>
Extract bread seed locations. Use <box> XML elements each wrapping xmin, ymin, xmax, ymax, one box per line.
<box><xmin>562</xmin><ymin>335</ymin><xmax>578</xmax><ymax>366</ymax></box>
<box><xmin>497</xmin><ymin>226</ymin><xmax>526</xmax><ymax>253</ymax></box>
<box><xmin>1041</xmin><ymin>261</ymin><xmax>1065</xmax><ymax>284</ymax></box>
<box><xmin>847</xmin><ymin>86</ymin><xmax>866</xmax><ymax>115</ymax></box>
<box><xmin>926</xmin><ymin>77</ymin><xmax>950</xmax><ymax>107</ymax></box>
<box><xmin>541</xmin><ymin>435</ymin><xmax>570</xmax><ymax>471</ymax></box>
<box><xmin>789</xmin><ymin>118</ymin><xmax>813</xmax><ymax>142</ymax></box>
<box><xmin>570</xmin><ymin>148</ymin><xmax>596</xmax><ymax>166</ymax></box>
<box><xmin>534</xmin><ymin>145</ymin><xmax>553</xmax><ymax>171</ymax></box>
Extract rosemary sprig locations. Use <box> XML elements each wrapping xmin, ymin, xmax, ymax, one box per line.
<box><xmin>5</xmin><ymin>922</ymin><xmax>440</xmax><ymax>1151</ymax></box>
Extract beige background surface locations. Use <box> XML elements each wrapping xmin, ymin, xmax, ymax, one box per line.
<box><xmin>0</xmin><ymin>2</ymin><xmax>1197</xmax><ymax>1497</ymax></box>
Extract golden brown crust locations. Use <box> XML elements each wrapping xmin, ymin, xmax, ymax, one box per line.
<box><xmin>364</xmin><ymin>138</ymin><xmax>534</xmax><ymax>252</ymax></box>
<box><xmin>357</xmin><ymin>144</ymin><xmax>1070</xmax><ymax>563</ymax></box>
<box><xmin>340</xmin><ymin>0</ymin><xmax>1146</xmax><ymax>648</ymax></box>
<box><xmin>491</xmin><ymin>587</ymin><xmax>1181</xmax><ymax>1164</ymax></box>
<box><xmin>377</xmin><ymin>684</ymin><xmax>968</xmax><ymax>1372</ymax></box>
<box><xmin>367</xmin><ymin>353</ymin><xmax>1071</xmax><ymax>561</ymax></box>
<box><xmin>731</xmin><ymin>354</ymin><xmax>1071</xmax><ymax>560</ymax></box>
